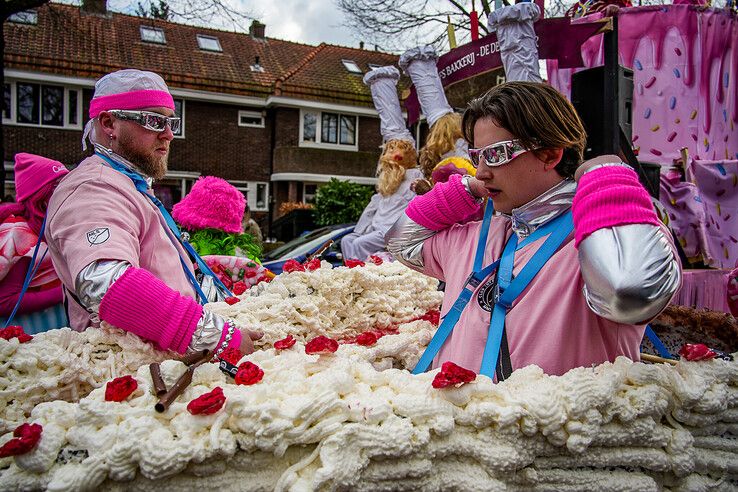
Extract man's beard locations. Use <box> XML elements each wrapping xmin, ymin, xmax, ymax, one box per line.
<box><xmin>117</xmin><ymin>133</ymin><xmax>168</xmax><ymax>180</ymax></box>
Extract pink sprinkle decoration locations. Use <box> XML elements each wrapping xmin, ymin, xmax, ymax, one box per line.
<box><xmin>667</xmin><ymin>132</ymin><xmax>677</xmax><ymax>142</ymax></box>
<box><xmin>644</xmin><ymin>76</ymin><xmax>657</xmax><ymax>88</ymax></box>
<box><xmin>650</xmin><ymin>149</ymin><xmax>663</xmax><ymax>156</ymax></box>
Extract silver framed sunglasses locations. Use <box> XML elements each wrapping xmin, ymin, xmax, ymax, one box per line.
<box><xmin>468</xmin><ymin>139</ymin><xmax>535</xmax><ymax>169</ymax></box>
<box><xmin>108</xmin><ymin>110</ymin><xmax>181</xmax><ymax>133</ymax></box>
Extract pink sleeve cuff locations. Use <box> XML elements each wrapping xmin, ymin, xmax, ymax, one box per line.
<box><xmin>406</xmin><ymin>174</ymin><xmax>482</xmax><ymax>231</ymax></box>
<box><xmin>99</xmin><ymin>267</ymin><xmax>202</xmax><ymax>354</ymax></box>
<box><xmin>572</xmin><ymin>165</ymin><xmax>661</xmax><ymax>248</ymax></box>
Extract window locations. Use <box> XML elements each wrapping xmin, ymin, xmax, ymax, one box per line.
<box><xmin>140</xmin><ymin>26</ymin><xmax>166</xmax><ymax>44</ymax></box>
<box><xmin>342</xmin><ymin>59</ymin><xmax>362</xmax><ymax>74</ymax></box>
<box><xmin>173</xmin><ymin>99</ymin><xmax>184</xmax><ymax>137</ymax></box>
<box><xmin>300</xmin><ymin>110</ymin><xmax>358</xmax><ymax>150</ymax></box>
<box><xmin>230</xmin><ymin>181</ymin><xmax>269</xmax><ymax>212</ymax></box>
<box><xmin>197</xmin><ymin>34</ymin><xmax>222</xmax><ymax>52</ymax></box>
<box><xmin>4</xmin><ymin>81</ymin><xmax>82</xmax><ymax>129</ymax></box>
<box><xmin>238</xmin><ymin>110</ymin><xmax>264</xmax><ymax>128</ymax></box>
<box><xmin>303</xmin><ymin>183</ymin><xmax>318</xmax><ymax>204</ymax></box>
<box><xmin>8</xmin><ymin>10</ymin><xmax>37</xmax><ymax>25</ymax></box>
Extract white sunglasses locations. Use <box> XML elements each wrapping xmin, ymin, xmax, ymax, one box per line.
<box><xmin>468</xmin><ymin>139</ymin><xmax>537</xmax><ymax>168</ymax></box>
<box><xmin>108</xmin><ymin>110</ymin><xmax>181</xmax><ymax>133</ymax></box>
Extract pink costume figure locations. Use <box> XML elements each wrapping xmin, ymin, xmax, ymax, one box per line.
<box><xmin>386</xmin><ymin>82</ymin><xmax>681</xmax><ymax>378</ymax></box>
<box><xmin>45</xmin><ymin>69</ymin><xmax>260</xmax><ymax>357</ymax></box>
<box><xmin>0</xmin><ymin>153</ymin><xmax>69</xmax><ymax>332</ymax></box>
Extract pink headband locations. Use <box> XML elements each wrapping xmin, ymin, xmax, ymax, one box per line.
<box><xmin>89</xmin><ymin>90</ymin><xmax>175</xmax><ymax>118</ymax></box>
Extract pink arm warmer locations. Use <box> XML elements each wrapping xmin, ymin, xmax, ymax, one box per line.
<box><xmin>572</xmin><ymin>165</ymin><xmax>661</xmax><ymax>248</ymax></box>
<box><xmin>405</xmin><ymin>174</ymin><xmax>482</xmax><ymax>231</ymax></box>
<box><xmin>99</xmin><ymin>266</ymin><xmax>211</xmax><ymax>354</ymax></box>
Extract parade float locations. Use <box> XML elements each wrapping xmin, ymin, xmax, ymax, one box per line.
<box><xmin>1</xmin><ymin>2</ymin><xmax>737</xmax><ymax>491</ymax></box>
<box><xmin>0</xmin><ymin>260</ymin><xmax>737</xmax><ymax>491</ymax></box>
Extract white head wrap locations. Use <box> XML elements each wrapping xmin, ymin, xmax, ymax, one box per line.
<box><xmin>363</xmin><ymin>66</ymin><xmax>415</xmax><ymax>145</ymax></box>
<box><xmin>398</xmin><ymin>46</ymin><xmax>453</xmax><ymax>127</ymax></box>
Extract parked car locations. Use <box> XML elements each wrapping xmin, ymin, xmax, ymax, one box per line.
<box><xmin>261</xmin><ymin>224</ymin><xmax>355</xmax><ymax>275</ymax></box>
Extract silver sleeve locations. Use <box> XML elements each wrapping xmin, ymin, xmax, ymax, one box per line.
<box><xmin>76</xmin><ymin>260</ymin><xmax>228</xmax><ymax>354</ymax></box>
<box><xmin>75</xmin><ymin>260</ymin><xmax>131</xmax><ymax>323</ymax></box>
<box><xmin>578</xmin><ymin>223</ymin><xmax>681</xmax><ymax>324</ymax></box>
<box><xmin>385</xmin><ymin>213</ymin><xmax>437</xmax><ymax>272</ymax></box>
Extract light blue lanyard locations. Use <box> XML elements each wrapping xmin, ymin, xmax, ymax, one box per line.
<box><xmin>413</xmin><ymin>200</ymin><xmax>574</xmax><ymax>378</ymax></box>
<box><xmin>96</xmin><ymin>152</ymin><xmax>233</xmax><ymax>304</ymax></box>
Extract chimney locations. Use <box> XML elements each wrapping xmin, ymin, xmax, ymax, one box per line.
<box><xmin>359</xmin><ymin>41</ymin><xmax>364</xmax><ymax>50</ymax></box>
<box><xmin>81</xmin><ymin>0</ymin><xmax>107</xmax><ymax>15</ymax></box>
<box><xmin>249</xmin><ymin>20</ymin><xmax>266</xmax><ymax>39</ymax></box>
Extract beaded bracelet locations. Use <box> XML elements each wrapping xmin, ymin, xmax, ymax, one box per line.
<box><xmin>212</xmin><ymin>323</ymin><xmax>235</xmax><ymax>360</ymax></box>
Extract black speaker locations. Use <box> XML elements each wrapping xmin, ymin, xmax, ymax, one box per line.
<box><xmin>571</xmin><ymin>65</ymin><xmax>634</xmax><ymax>159</ymax></box>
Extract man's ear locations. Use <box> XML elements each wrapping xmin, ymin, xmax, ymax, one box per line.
<box><xmin>536</xmin><ymin>148</ymin><xmax>564</xmax><ymax>171</ymax></box>
<box><xmin>97</xmin><ymin>112</ymin><xmax>115</xmax><ymax>134</ymax></box>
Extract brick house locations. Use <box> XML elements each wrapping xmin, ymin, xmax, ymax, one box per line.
<box><xmin>3</xmin><ymin>0</ymin><xmax>406</xmax><ymax>236</ymax></box>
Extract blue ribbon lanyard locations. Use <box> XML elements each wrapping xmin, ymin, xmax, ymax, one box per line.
<box><xmin>413</xmin><ymin>199</ymin><xmax>574</xmax><ymax>378</ymax></box>
<box><xmin>3</xmin><ymin>215</ymin><xmax>48</xmax><ymax>328</ymax></box>
<box><xmin>96</xmin><ymin>152</ymin><xmax>233</xmax><ymax>304</ymax></box>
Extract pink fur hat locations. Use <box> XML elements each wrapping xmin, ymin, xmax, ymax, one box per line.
<box><xmin>172</xmin><ymin>176</ymin><xmax>245</xmax><ymax>234</ymax></box>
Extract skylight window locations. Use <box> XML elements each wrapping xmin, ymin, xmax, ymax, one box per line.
<box><xmin>342</xmin><ymin>60</ymin><xmax>362</xmax><ymax>74</ymax></box>
<box><xmin>9</xmin><ymin>10</ymin><xmax>38</xmax><ymax>25</ymax></box>
<box><xmin>197</xmin><ymin>34</ymin><xmax>222</xmax><ymax>52</ymax></box>
<box><xmin>140</xmin><ymin>26</ymin><xmax>166</xmax><ymax>44</ymax></box>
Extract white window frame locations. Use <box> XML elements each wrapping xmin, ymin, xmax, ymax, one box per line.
<box><xmin>140</xmin><ymin>26</ymin><xmax>166</xmax><ymax>44</ymax></box>
<box><xmin>341</xmin><ymin>59</ymin><xmax>362</xmax><ymax>74</ymax></box>
<box><xmin>173</xmin><ymin>98</ymin><xmax>185</xmax><ymax>139</ymax></box>
<box><xmin>3</xmin><ymin>80</ymin><xmax>82</xmax><ymax>130</ymax></box>
<box><xmin>196</xmin><ymin>34</ymin><xmax>222</xmax><ymax>52</ymax></box>
<box><xmin>238</xmin><ymin>110</ymin><xmax>264</xmax><ymax>128</ymax></box>
<box><xmin>302</xmin><ymin>182</ymin><xmax>318</xmax><ymax>204</ymax></box>
<box><xmin>230</xmin><ymin>181</ymin><xmax>270</xmax><ymax>212</ymax></box>
<box><xmin>298</xmin><ymin>109</ymin><xmax>359</xmax><ymax>151</ymax></box>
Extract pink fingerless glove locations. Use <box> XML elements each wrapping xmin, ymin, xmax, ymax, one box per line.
<box><xmin>572</xmin><ymin>165</ymin><xmax>661</xmax><ymax>248</ymax></box>
<box><xmin>99</xmin><ymin>267</ymin><xmax>203</xmax><ymax>354</ymax></box>
<box><xmin>406</xmin><ymin>174</ymin><xmax>482</xmax><ymax>231</ymax></box>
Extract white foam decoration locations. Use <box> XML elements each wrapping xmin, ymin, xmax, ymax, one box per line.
<box><xmin>0</xmin><ymin>326</ymin><xmax>170</xmax><ymax>429</ymax></box>
<box><xmin>1</xmin><ymin>349</ymin><xmax>737</xmax><ymax>490</ymax></box>
<box><xmin>206</xmin><ymin>261</ymin><xmax>443</xmax><ymax>346</ymax></box>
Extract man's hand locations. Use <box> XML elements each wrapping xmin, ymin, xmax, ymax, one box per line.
<box><xmin>410</xmin><ymin>178</ymin><xmax>433</xmax><ymax>195</ymax></box>
<box><xmin>239</xmin><ymin>327</ymin><xmax>264</xmax><ymax>355</ymax></box>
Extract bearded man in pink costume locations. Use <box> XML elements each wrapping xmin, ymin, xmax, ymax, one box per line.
<box><xmin>45</xmin><ymin>69</ymin><xmax>261</xmax><ymax>358</ymax></box>
<box><xmin>386</xmin><ymin>81</ymin><xmax>682</xmax><ymax>379</ymax></box>
<box><xmin>0</xmin><ymin>153</ymin><xmax>68</xmax><ymax>332</ymax></box>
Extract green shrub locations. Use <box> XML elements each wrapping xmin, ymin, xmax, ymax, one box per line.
<box><xmin>313</xmin><ymin>178</ymin><xmax>374</xmax><ymax>226</ymax></box>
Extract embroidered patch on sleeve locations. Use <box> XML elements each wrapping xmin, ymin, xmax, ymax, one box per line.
<box><xmin>86</xmin><ymin>228</ymin><xmax>110</xmax><ymax>246</ymax></box>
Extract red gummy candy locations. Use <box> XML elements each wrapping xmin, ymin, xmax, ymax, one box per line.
<box><xmin>187</xmin><ymin>387</ymin><xmax>226</xmax><ymax>415</ymax></box>
<box><xmin>234</xmin><ymin>361</ymin><xmax>264</xmax><ymax>385</ymax></box>
<box><xmin>305</xmin><ymin>335</ymin><xmax>339</xmax><ymax>354</ymax></box>
<box><xmin>356</xmin><ymin>332</ymin><xmax>378</xmax><ymax>346</ymax></box>
<box><xmin>283</xmin><ymin>259</ymin><xmax>306</xmax><ymax>273</ymax></box>
<box><xmin>0</xmin><ymin>423</ymin><xmax>43</xmax><ymax>458</ymax></box>
<box><xmin>224</xmin><ymin>296</ymin><xmax>240</xmax><ymax>305</ymax></box>
<box><xmin>432</xmin><ymin>361</ymin><xmax>477</xmax><ymax>389</ymax></box>
<box><xmin>420</xmin><ymin>310</ymin><xmax>441</xmax><ymax>326</ymax></box>
<box><xmin>274</xmin><ymin>335</ymin><xmax>296</xmax><ymax>350</ymax></box>
<box><xmin>344</xmin><ymin>259</ymin><xmax>365</xmax><ymax>268</ymax></box>
<box><xmin>232</xmin><ymin>281</ymin><xmax>247</xmax><ymax>295</ymax></box>
<box><xmin>219</xmin><ymin>347</ymin><xmax>243</xmax><ymax>365</ymax></box>
<box><xmin>368</xmin><ymin>255</ymin><xmax>383</xmax><ymax>265</ymax></box>
<box><xmin>105</xmin><ymin>375</ymin><xmax>138</xmax><ymax>402</ymax></box>
<box><xmin>304</xmin><ymin>258</ymin><xmax>322</xmax><ymax>271</ymax></box>
<box><xmin>0</xmin><ymin>325</ymin><xmax>32</xmax><ymax>343</ymax></box>
<box><xmin>678</xmin><ymin>343</ymin><xmax>717</xmax><ymax>361</ymax></box>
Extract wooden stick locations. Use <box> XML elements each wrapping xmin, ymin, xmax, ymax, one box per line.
<box><xmin>641</xmin><ymin>353</ymin><xmax>678</xmax><ymax>365</ymax></box>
